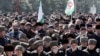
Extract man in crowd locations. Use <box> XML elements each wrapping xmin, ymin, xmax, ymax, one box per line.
<box><xmin>0</xmin><ymin>25</ymin><xmax>10</xmax><ymax>46</ymax></box>
<box><xmin>83</xmin><ymin>39</ymin><xmax>99</xmax><ymax>56</ymax></box>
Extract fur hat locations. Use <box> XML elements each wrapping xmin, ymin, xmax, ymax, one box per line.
<box><xmin>4</xmin><ymin>44</ymin><xmax>14</xmax><ymax>51</ymax></box>
<box><xmin>88</xmin><ymin>39</ymin><xmax>97</xmax><ymax>45</ymax></box>
<box><xmin>42</xmin><ymin>36</ymin><xmax>52</xmax><ymax>42</ymax></box>
<box><xmin>80</xmin><ymin>37</ymin><xmax>88</xmax><ymax>43</ymax></box>
<box><xmin>50</xmin><ymin>41</ymin><xmax>58</xmax><ymax>48</ymax></box>
<box><xmin>15</xmin><ymin>45</ymin><xmax>25</xmax><ymax>53</ymax></box>
<box><xmin>34</xmin><ymin>40</ymin><xmax>43</xmax><ymax>49</ymax></box>
<box><xmin>70</xmin><ymin>39</ymin><xmax>78</xmax><ymax>44</ymax></box>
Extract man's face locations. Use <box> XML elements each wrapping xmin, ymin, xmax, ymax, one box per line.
<box><xmin>48</xmin><ymin>28</ymin><xmax>54</xmax><ymax>33</ymax></box>
<box><xmin>51</xmin><ymin>46</ymin><xmax>59</xmax><ymax>54</ymax></box>
<box><xmin>81</xmin><ymin>42</ymin><xmax>88</xmax><ymax>47</ymax></box>
<box><xmin>81</xmin><ymin>29</ymin><xmax>86</xmax><ymax>34</ymax></box>
<box><xmin>6</xmin><ymin>51</ymin><xmax>13</xmax><ymax>56</ymax></box>
<box><xmin>88</xmin><ymin>18</ymin><xmax>92</xmax><ymax>23</ymax></box>
<box><xmin>43</xmin><ymin>41</ymin><xmax>50</xmax><ymax>47</ymax></box>
<box><xmin>25</xmin><ymin>25</ymin><xmax>31</xmax><ymax>30</ymax></box>
<box><xmin>88</xmin><ymin>45</ymin><xmax>96</xmax><ymax>50</ymax></box>
<box><xmin>96</xmin><ymin>21</ymin><xmax>100</xmax><ymax>25</ymax></box>
<box><xmin>95</xmin><ymin>29</ymin><xmax>100</xmax><ymax>34</ymax></box>
<box><xmin>87</xmin><ymin>27</ymin><xmax>93</xmax><ymax>32</ymax></box>
<box><xmin>69</xmin><ymin>27</ymin><xmax>75</xmax><ymax>33</ymax></box>
<box><xmin>62</xmin><ymin>44</ymin><xmax>68</xmax><ymax>49</ymax></box>
<box><xmin>37</xmin><ymin>45</ymin><xmax>43</xmax><ymax>52</ymax></box>
<box><xmin>71</xmin><ymin>43</ymin><xmax>78</xmax><ymax>50</ymax></box>
<box><xmin>13</xmin><ymin>25</ymin><xmax>19</xmax><ymax>31</ymax></box>
<box><xmin>36</xmin><ymin>26</ymin><xmax>42</xmax><ymax>30</ymax></box>
<box><xmin>43</xmin><ymin>24</ymin><xmax>48</xmax><ymax>29</ymax></box>
<box><xmin>20</xmin><ymin>24</ymin><xmax>25</xmax><ymax>29</ymax></box>
<box><xmin>15</xmin><ymin>50</ymin><xmax>22</xmax><ymax>56</ymax></box>
<box><xmin>0</xmin><ymin>31</ymin><xmax>6</xmax><ymax>37</ymax></box>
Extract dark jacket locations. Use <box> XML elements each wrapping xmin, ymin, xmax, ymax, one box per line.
<box><xmin>43</xmin><ymin>47</ymin><xmax>51</xmax><ymax>53</ymax></box>
<box><xmin>47</xmin><ymin>51</ymin><xmax>62</xmax><ymax>56</ymax></box>
<box><xmin>78</xmin><ymin>46</ymin><xmax>87</xmax><ymax>50</ymax></box>
<box><xmin>66</xmin><ymin>48</ymin><xmax>88</xmax><ymax>56</ymax></box>
<box><xmin>0</xmin><ymin>37</ymin><xmax>10</xmax><ymax>46</ymax></box>
<box><xmin>58</xmin><ymin>48</ymin><xmax>67</xmax><ymax>56</ymax></box>
<box><xmin>83</xmin><ymin>48</ymin><xmax>99</xmax><ymax>56</ymax></box>
<box><xmin>23</xmin><ymin>50</ymin><xmax>47</xmax><ymax>56</ymax></box>
<box><xmin>30</xmin><ymin>50</ymin><xmax>47</xmax><ymax>56</ymax></box>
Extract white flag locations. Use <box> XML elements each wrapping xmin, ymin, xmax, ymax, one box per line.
<box><xmin>37</xmin><ymin>1</ymin><xmax>44</xmax><ymax>23</ymax></box>
<box><xmin>89</xmin><ymin>5</ymin><xmax>96</xmax><ymax>15</ymax></box>
<box><xmin>65</xmin><ymin>0</ymin><xmax>75</xmax><ymax>16</ymax></box>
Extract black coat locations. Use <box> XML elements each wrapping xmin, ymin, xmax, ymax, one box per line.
<box><xmin>23</xmin><ymin>51</ymin><xmax>47</xmax><ymax>56</ymax></box>
<box><xmin>0</xmin><ymin>37</ymin><xmax>10</xmax><ymax>46</ymax></box>
<box><xmin>58</xmin><ymin>48</ymin><xmax>67</xmax><ymax>56</ymax></box>
<box><xmin>30</xmin><ymin>51</ymin><xmax>47</xmax><ymax>56</ymax></box>
<box><xmin>47</xmin><ymin>51</ymin><xmax>62</xmax><ymax>56</ymax></box>
<box><xmin>43</xmin><ymin>47</ymin><xmax>51</xmax><ymax>53</ymax></box>
<box><xmin>66</xmin><ymin>48</ymin><xmax>88</xmax><ymax>56</ymax></box>
<box><xmin>83</xmin><ymin>49</ymin><xmax>99</xmax><ymax>56</ymax></box>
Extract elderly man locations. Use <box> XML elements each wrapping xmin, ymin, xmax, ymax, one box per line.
<box><xmin>7</xmin><ymin>22</ymin><xmax>24</xmax><ymax>40</ymax></box>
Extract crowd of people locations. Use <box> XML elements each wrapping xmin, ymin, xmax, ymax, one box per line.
<box><xmin>0</xmin><ymin>12</ymin><xmax>100</xmax><ymax>56</ymax></box>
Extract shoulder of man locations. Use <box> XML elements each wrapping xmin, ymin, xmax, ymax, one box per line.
<box><xmin>83</xmin><ymin>49</ymin><xmax>89</xmax><ymax>53</ymax></box>
<box><xmin>26</xmin><ymin>50</ymin><xmax>37</xmax><ymax>54</ymax></box>
<box><xmin>77</xmin><ymin>46</ymin><xmax>82</xmax><ymax>50</ymax></box>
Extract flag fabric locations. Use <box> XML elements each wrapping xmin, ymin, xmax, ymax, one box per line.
<box><xmin>37</xmin><ymin>1</ymin><xmax>44</xmax><ymax>23</ymax></box>
<box><xmin>65</xmin><ymin>0</ymin><xmax>75</xmax><ymax>16</ymax></box>
<box><xmin>89</xmin><ymin>5</ymin><xmax>96</xmax><ymax>15</ymax></box>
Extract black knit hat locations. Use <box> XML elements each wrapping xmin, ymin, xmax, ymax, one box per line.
<box><xmin>61</xmin><ymin>39</ymin><xmax>69</xmax><ymax>44</ymax></box>
<box><xmin>87</xmin><ymin>24</ymin><xmax>92</xmax><ymax>28</ymax></box>
<box><xmin>35</xmin><ymin>23</ymin><xmax>43</xmax><ymax>26</ymax></box>
<box><xmin>95</xmin><ymin>25</ymin><xmax>100</xmax><ymax>29</ymax></box>
<box><xmin>80</xmin><ymin>23</ymin><xmax>86</xmax><ymax>28</ymax></box>
<box><xmin>4</xmin><ymin>44</ymin><xmax>14</xmax><ymax>51</ymax></box>
<box><xmin>96</xmin><ymin>18</ymin><xmax>100</xmax><ymax>22</ymax></box>
<box><xmin>66</xmin><ymin>33</ymin><xmax>75</xmax><ymax>39</ymax></box>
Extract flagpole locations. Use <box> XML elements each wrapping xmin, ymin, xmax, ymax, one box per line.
<box><xmin>16</xmin><ymin>0</ymin><xmax>19</xmax><ymax>12</ymax></box>
<box><xmin>74</xmin><ymin>0</ymin><xmax>77</xmax><ymax>15</ymax></box>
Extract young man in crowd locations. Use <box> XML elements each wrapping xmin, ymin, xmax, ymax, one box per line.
<box><xmin>14</xmin><ymin>45</ymin><xmax>25</xmax><ymax>56</ymax></box>
<box><xmin>48</xmin><ymin>41</ymin><xmax>61</xmax><ymax>56</ymax></box>
<box><xmin>42</xmin><ymin>36</ymin><xmax>52</xmax><ymax>53</ymax></box>
<box><xmin>78</xmin><ymin>37</ymin><xmax>88</xmax><ymax>50</ymax></box>
<box><xmin>83</xmin><ymin>39</ymin><xmax>99</xmax><ymax>56</ymax></box>
<box><xmin>31</xmin><ymin>40</ymin><xmax>47</xmax><ymax>56</ymax></box>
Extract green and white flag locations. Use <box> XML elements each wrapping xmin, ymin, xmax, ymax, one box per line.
<box><xmin>65</xmin><ymin>0</ymin><xmax>75</xmax><ymax>16</ymax></box>
<box><xmin>37</xmin><ymin>1</ymin><xmax>44</xmax><ymax>23</ymax></box>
